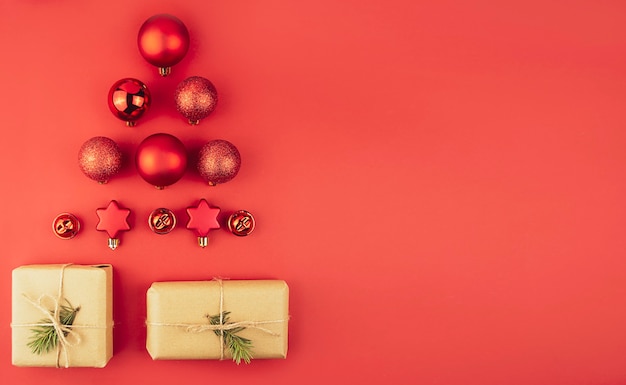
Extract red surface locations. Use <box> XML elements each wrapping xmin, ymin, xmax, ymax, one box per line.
<box><xmin>2</xmin><ymin>0</ymin><xmax>626</xmax><ymax>383</ymax></box>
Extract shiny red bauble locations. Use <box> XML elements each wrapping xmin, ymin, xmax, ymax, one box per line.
<box><xmin>137</xmin><ymin>14</ymin><xmax>190</xmax><ymax>76</ymax></box>
<box><xmin>175</xmin><ymin>76</ymin><xmax>218</xmax><ymax>125</ymax></box>
<box><xmin>135</xmin><ymin>133</ymin><xmax>187</xmax><ymax>189</ymax></box>
<box><xmin>78</xmin><ymin>136</ymin><xmax>122</xmax><ymax>183</ymax></box>
<box><xmin>197</xmin><ymin>139</ymin><xmax>241</xmax><ymax>185</ymax></box>
<box><xmin>107</xmin><ymin>78</ymin><xmax>151</xmax><ymax>126</ymax></box>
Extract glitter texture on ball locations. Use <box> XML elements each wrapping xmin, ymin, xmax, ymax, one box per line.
<box><xmin>197</xmin><ymin>139</ymin><xmax>241</xmax><ymax>186</ymax></box>
<box><xmin>78</xmin><ymin>136</ymin><xmax>123</xmax><ymax>183</ymax></box>
<box><xmin>174</xmin><ymin>76</ymin><xmax>218</xmax><ymax>125</ymax></box>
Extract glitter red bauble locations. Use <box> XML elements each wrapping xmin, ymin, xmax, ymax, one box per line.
<box><xmin>197</xmin><ymin>139</ymin><xmax>241</xmax><ymax>185</ymax></box>
<box><xmin>135</xmin><ymin>133</ymin><xmax>187</xmax><ymax>188</ymax></box>
<box><xmin>137</xmin><ymin>14</ymin><xmax>190</xmax><ymax>76</ymax></box>
<box><xmin>175</xmin><ymin>76</ymin><xmax>218</xmax><ymax>125</ymax></box>
<box><xmin>107</xmin><ymin>78</ymin><xmax>151</xmax><ymax>126</ymax></box>
<box><xmin>78</xmin><ymin>136</ymin><xmax>123</xmax><ymax>183</ymax></box>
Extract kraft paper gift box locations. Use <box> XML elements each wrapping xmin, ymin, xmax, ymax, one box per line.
<box><xmin>146</xmin><ymin>279</ymin><xmax>289</xmax><ymax>362</ymax></box>
<box><xmin>11</xmin><ymin>264</ymin><xmax>113</xmax><ymax>368</ymax></box>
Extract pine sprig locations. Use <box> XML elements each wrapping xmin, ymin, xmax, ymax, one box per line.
<box><xmin>208</xmin><ymin>311</ymin><xmax>254</xmax><ymax>364</ymax></box>
<box><xmin>27</xmin><ymin>301</ymin><xmax>80</xmax><ymax>355</ymax></box>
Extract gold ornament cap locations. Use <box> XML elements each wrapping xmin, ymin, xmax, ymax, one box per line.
<box><xmin>159</xmin><ymin>67</ymin><xmax>171</xmax><ymax>76</ymax></box>
<box><xmin>108</xmin><ymin>238</ymin><xmax>120</xmax><ymax>250</ymax></box>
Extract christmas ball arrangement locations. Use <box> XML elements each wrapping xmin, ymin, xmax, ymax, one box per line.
<box><xmin>81</xmin><ymin>13</ymin><xmax>241</xmax><ymax>189</ymax></box>
<box><xmin>71</xmin><ymin>13</ymin><xmax>251</xmax><ymax>248</ymax></box>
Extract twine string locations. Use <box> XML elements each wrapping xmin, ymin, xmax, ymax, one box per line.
<box><xmin>218</xmin><ymin>278</ymin><xmax>224</xmax><ymax>360</ymax></box>
<box><xmin>184</xmin><ymin>319</ymin><xmax>283</xmax><ymax>335</ymax></box>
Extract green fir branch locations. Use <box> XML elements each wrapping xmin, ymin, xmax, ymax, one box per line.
<box><xmin>208</xmin><ymin>311</ymin><xmax>254</xmax><ymax>364</ymax></box>
<box><xmin>27</xmin><ymin>301</ymin><xmax>80</xmax><ymax>355</ymax></box>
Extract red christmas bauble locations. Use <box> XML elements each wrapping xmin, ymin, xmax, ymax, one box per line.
<box><xmin>197</xmin><ymin>140</ymin><xmax>241</xmax><ymax>185</ymax></box>
<box><xmin>107</xmin><ymin>78</ymin><xmax>151</xmax><ymax>126</ymax></box>
<box><xmin>78</xmin><ymin>136</ymin><xmax>122</xmax><ymax>183</ymax></box>
<box><xmin>137</xmin><ymin>14</ymin><xmax>190</xmax><ymax>76</ymax></box>
<box><xmin>135</xmin><ymin>133</ymin><xmax>187</xmax><ymax>188</ymax></box>
<box><xmin>175</xmin><ymin>76</ymin><xmax>218</xmax><ymax>125</ymax></box>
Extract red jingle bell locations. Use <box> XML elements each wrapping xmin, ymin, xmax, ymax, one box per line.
<box><xmin>78</xmin><ymin>136</ymin><xmax>122</xmax><ymax>183</ymax></box>
<box><xmin>174</xmin><ymin>76</ymin><xmax>218</xmax><ymax>125</ymax></box>
<box><xmin>148</xmin><ymin>208</ymin><xmax>176</xmax><ymax>235</ymax></box>
<box><xmin>227</xmin><ymin>210</ymin><xmax>255</xmax><ymax>236</ymax></box>
<box><xmin>135</xmin><ymin>133</ymin><xmax>188</xmax><ymax>189</ymax></box>
<box><xmin>197</xmin><ymin>139</ymin><xmax>241</xmax><ymax>186</ymax></box>
<box><xmin>107</xmin><ymin>78</ymin><xmax>151</xmax><ymax>126</ymax></box>
<box><xmin>137</xmin><ymin>14</ymin><xmax>190</xmax><ymax>76</ymax></box>
<box><xmin>52</xmin><ymin>213</ymin><xmax>81</xmax><ymax>240</ymax></box>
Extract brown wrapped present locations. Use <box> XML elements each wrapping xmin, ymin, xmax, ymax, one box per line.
<box><xmin>146</xmin><ymin>279</ymin><xmax>289</xmax><ymax>363</ymax></box>
<box><xmin>11</xmin><ymin>264</ymin><xmax>113</xmax><ymax>368</ymax></box>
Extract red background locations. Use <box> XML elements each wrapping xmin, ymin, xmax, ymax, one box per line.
<box><xmin>2</xmin><ymin>0</ymin><xmax>626</xmax><ymax>383</ymax></box>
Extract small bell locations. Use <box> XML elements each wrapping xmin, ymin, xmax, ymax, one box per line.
<box><xmin>227</xmin><ymin>210</ymin><xmax>256</xmax><ymax>236</ymax></box>
<box><xmin>52</xmin><ymin>213</ymin><xmax>81</xmax><ymax>239</ymax></box>
<box><xmin>149</xmin><ymin>208</ymin><xmax>176</xmax><ymax>235</ymax></box>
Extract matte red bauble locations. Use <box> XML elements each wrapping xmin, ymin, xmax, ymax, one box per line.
<box><xmin>107</xmin><ymin>78</ymin><xmax>151</xmax><ymax>126</ymax></box>
<box><xmin>137</xmin><ymin>14</ymin><xmax>190</xmax><ymax>76</ymax></box>
<box><xmin>135</xmin><ymin>133</ymin><xmax>187</xmax><ymax>189</ymax></box>
<box><xmin>197</xmin><ymin>139</ymin><xmax>241</xmax><ymax>186</ymax></box>
<box><xmin>78</xmin><ymin>136</ymin><xmax>122</xmax><ymax>183</ymax></box>
<box><xmin>175</xmin><ymin>76</ymin><xmax>218</xmax><ymax>125</ymax></box>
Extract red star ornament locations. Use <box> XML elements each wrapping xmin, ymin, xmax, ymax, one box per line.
<box><xmin>96</xmin><ymin>200</ymin><xmax>131</xmax><ymax>250</ymax></box>
<box><xmin>186</xmin><ymin>199</ymin><xmax>220</xmax><ymax>247</ymax></box>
